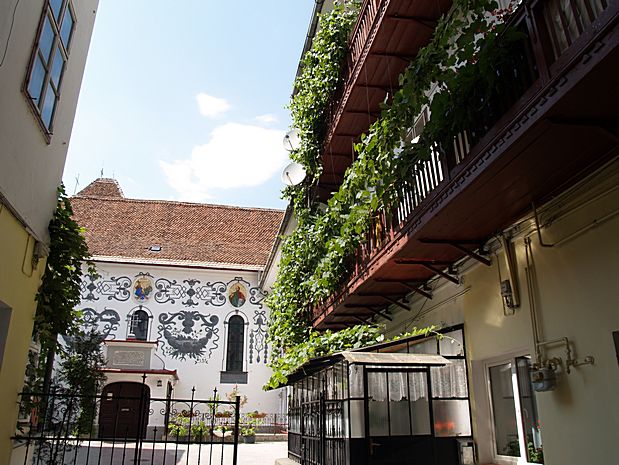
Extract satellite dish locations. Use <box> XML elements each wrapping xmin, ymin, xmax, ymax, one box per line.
<box><xmin>281</xmin><ymin>162</ymin><xmax>307</xmax><ymax>186</ymax></box>
<box><xmin>283</xmin><ymin>128</ymin><xmax>301</xmax><ymax>152</ymax></box>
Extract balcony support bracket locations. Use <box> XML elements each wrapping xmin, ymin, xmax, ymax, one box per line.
<box><xmin>547</xmin><ymin>117</ymin><xmax>619</xmax><ymax>143</ymax></box>
<box><xmin>345</xmin><ymin>109</ymin><xmax>381</xmax><ymax>118</ymax></box>
<box><xmin>394</xmin><ymin>259</ymin><xmax>460</xmax><ymax>285</ymax></box>
<box><xmin>356</xmin><ymin>294</ymin><xmax>411</xmax><ymax>311</ymax></box>
<box><xmin>331</xmin><ymin>314</ymin><xmax>372</xmax><ymax>325</ymax></box>
<box><xmin>374</xmin><ymin>278</ymin><xmax>433</xmax><ymax>300</ymax></box>
<box><xmin>356</xmin><ymin>83</ymin><xmax>392</xmax><ymax>93</ymax></box>
<box><xmin>386</xmin><ymin>14</ymin><xmax>437</xmax><ymax>31</ymax></box>
<box><xmin>344</xmin><ymin>304</ymin><xmax>393</xmax><ymax>321</ymax></box>
<box><xmin>419</xmin><ymin>238</ymin><xmax>492</xmax><ymax>266</ymax></box>
<box><xmin>369</xmin><ymin>52</ymin><xmax>413</xmax><ymax>63</ymax></box>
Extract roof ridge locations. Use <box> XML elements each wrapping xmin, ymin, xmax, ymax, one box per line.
<box><xmin>76</xmin><ymin>177</ymin><xmax>124</xmax><ymax>198</ymax></box>
<box><xmin>71</xmin><ymin>195</ymin><xmax>284</xmax><ymax>213</ymax></box>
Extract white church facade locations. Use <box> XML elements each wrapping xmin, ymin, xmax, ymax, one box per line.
<box><xmin>70</xmin><ymin>178</ymin><xmax>285</xmax><ymax>437</ymax></box>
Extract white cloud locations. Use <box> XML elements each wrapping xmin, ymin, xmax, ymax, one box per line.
<box><xmin>196</xmin><ymin>92</ymin><xmax>231</xmax><ymax>118</ymax></box>
<box><xmin>160</xmin><ymin>123</ymin><xmax>287</xmax><ymax>202</ymax></box>
<box><xmin>255</xmin><ymin>113</ymin><xmax>278</xmax><ymax>124</ymax></box>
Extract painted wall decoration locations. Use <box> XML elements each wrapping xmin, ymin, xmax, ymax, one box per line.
<box><xmin>249</xmin><ymin>287</ymin><xmax>267</xmax><ymax>309</ymax></box>
<box><xmin>80</xmin><ymin>273</ymin><xmax>99</xmax><ymax>301</ymax></box>
<box><xmin>228</xmin><ymin>284</ymin><xmax>246</xmax><ymax>308</ymax></box>
<box><xmin>227</xmin><ymin>277</ymin><xmax>250</xmax><ymax>308</ymax></box>
<box><xmin>133</xmin><ymin>273</ymin><xmax>154</xmax><ymax>301</ymax></box>
<box><xmin>80</xmin><ymin>273</ymin><xmax>132</xmax><ymax>302</ymax></box>
<box><xmin>249</xmin><ymin>309</ymin><xmax>268</xmax><ymax>364</ymax></box>
<box><xmin>82</xmin><ymin>272</ymin><xmax>269</xmax><ymax>312</ymax></box>
<box><xmin>81</xmin><ymin>307</ymin><xmax>121</xmax><ymax>339</ymax></box>
<box><xmin>76</xmin><ymin>265</ymin><xmax>282</xmax><ymax>416</ymax></box>
<box><xmin>157</xmin><ymin>311</ymin><xmax>219</xmax><ymax>364</ymax></box>
<box><xmin>154</xmin><ymin>278</ymin><xmax>227</xmax><ymax>307</ymax></box>
<box><xmin>80</xmin><ymin>270</ymin><xmax>272</xmax><ymax>363</ymax></box>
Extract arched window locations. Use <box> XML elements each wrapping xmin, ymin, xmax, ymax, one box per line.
<box><xmin>129</xmin><ymin>309</ymin><xmax>149</xmax><ymax>341</ymax></box>
<box><xmin>225</xmin><ymin>315</ymin><xmax>244</xmax><ymax>372</ymax></box>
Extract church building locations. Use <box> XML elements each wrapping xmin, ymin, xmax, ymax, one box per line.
<box><xmin>70</xmin><ymin>178</ymin><xmax>285</xmax><ymax>436</ymax></box>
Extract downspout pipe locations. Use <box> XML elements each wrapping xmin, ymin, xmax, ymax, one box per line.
<box><xmin>524</xmin><ymin>236</ymin><xmax>542</xmax><ymax>364</ymax></box>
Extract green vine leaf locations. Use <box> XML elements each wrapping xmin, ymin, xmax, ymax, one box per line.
<box><xmin>267</xmin><ymin>0</ymin><xmax>526</xmax><ymax>382</ymax></box>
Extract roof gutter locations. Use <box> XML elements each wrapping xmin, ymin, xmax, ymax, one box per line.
<box><xmin>292</xmin><ymin>0</ymin><xmax>326</xmax><ymax>96</ymax></box>
<box><xmin>263</xmin><ymin>1</ymin><xmax>325</xmax><ymax>284</ymax></box>
<box><xmin>258</xmin><ymin>204</ymin><xmax>293</xmax><ymax>289</ymax></box>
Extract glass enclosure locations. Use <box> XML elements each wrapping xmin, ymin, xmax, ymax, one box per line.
<box><xmin>287</xmin><ymin>326</ymin><xmax>471</xmax><ymax>465</ymax></box>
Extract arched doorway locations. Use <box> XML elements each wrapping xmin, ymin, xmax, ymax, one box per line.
<box><xmin>99</xmin><ymin>382</ymin><xmax>150</xmax><ymax>439</ymax></box>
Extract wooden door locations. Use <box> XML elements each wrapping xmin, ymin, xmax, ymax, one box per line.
<box><xmin>99</xmin><ymin>382</ymin><xmax>149</xmax><ymax>439</ymax></box>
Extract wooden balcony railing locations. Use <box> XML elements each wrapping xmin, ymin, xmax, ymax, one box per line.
<box><xmin>314</xmin><ymin>0</ymin><xmax>616</xmax><ymax>321</ymax></box>
<box><xmin>348</xmin><ymin>0</ymin><xmax>382</xmax><ymax>69</ymax></box>
<box><xmin>323</xmin><ymin>0</ymin><xmax>388</xmax><ymax>143</ymax></box>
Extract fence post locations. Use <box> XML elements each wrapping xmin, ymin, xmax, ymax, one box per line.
<box><xmin>134</xmin><ymin>373</ymin><xmax>147</xmax><ymax>465</ymax></box>
<box><xmin>164</xmin><ymin>381</ymin><xmax>173</xmax><ymax>436</ymax></box>
<box><xmin>233</xmin><ymin>395</ymin><xmax>241</xmax><ymax>465</ymax></box>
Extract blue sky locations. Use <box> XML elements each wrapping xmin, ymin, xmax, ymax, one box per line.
<box><xmin>63</xmin><ymin>0</ymin><xmax>314</xmax><ymax>209</ymax></box>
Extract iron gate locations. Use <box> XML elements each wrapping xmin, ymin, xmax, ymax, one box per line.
<box><xmin>12</xmin><ymin>382</ymin><xmax>241</xmax><ymax>465</ymax></box>
<box><xmin>289</xmin><ymin>366</ymin><xmax>347</xmax><ymax>465</ymax></box>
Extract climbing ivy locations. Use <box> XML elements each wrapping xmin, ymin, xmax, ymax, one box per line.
<box><xmin>58</xmin><ymin>329</ymin><xmax>106</xmax><ymax>433</ymax></box>
<box><xmin>268</xmin><ymin>0</ymin><xmax>524</xmax><ymax>379</ymax></box>
<box><xmin>34</xmin><ymin>185</ymin><xmax>92</xmax><ymax>350</ymax></box>
<box><xmin>265</xmin><ymin>325</ymin><xmax>435</xmax><ymax>390</ymax></box>
<box><xmin>31</xmin><ymin>185</ymin><xmax>94</xmax><ymax>390</ymax></box>
<box><xmin>285</xmin><ymin>1</ymin><xmax>359</xmax><ymax>217</ymax></box>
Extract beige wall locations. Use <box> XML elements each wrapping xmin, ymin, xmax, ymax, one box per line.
<box><xmin>384</xmin><ymin>159</ymin><xmax>619</xmax><ymax>465</ymax></box>
<box><xmin>0</xmin><ymin>2</ymin><xmax>98</xmax><ymax>463</ymax></box>
<box><xmin>0</xmin><ymin>0</ymin><xmax>99</xmax><ymax>243</ymax></box>
<box><xmin>0</xmin><ymin>206</ymin><xmax>46</xmax><ymax>465</ymax></box>
<box><xmin>465</xmin><ymin>162</ymin><xmax>619</xmax><ymax>465</ymax></box>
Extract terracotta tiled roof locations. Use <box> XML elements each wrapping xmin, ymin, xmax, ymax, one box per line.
<box><xmin>71</xmin><ymin>179</ymin><xmax>284</xmax><ymax>269</ymax></box>
<box><xmin>76</xmin><ymin>178</ymin><xmax>124</xmax><ymax>198</ymax></box>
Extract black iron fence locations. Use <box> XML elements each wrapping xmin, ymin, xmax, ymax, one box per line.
<box><xmin>12</xmin><ymin>383</ymin><xmax>243</xmax><ymax>465</ymax></box>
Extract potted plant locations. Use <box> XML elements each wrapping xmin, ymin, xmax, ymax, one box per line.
<box><xmin>241</xmin><ymin>425</ymin><xmax>256</xmax><ymax>444</ymax></box>
<box><xmin>167</xmin><ymin>415</ymin><xmax>188</xmax><ymax>440</ymax></box>
<box><xmin>212</xmin><ymin>425</ymin><xmax>233</xmax><ymax>438</ymax></box>
<box><xmin>225</xmin><ymin>385</ymin><xmax>248</xmax><ymax>409</ymax></box>
<box><xmin>191</xmin><ymin>420</ymin><xmax>209</xmax><ymax>442</ymax></box>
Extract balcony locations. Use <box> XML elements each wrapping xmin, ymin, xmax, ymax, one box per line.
<box><xmin>316</xmin><ymin>0</ymin><xmax>453</xmax><ymax>199</ymax></box>
<box><xmin>313</xmin><ymin>0</ymin><xmax>619</xmax><ymax>329</ymax></box>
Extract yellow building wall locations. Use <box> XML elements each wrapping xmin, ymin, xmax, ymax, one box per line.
<box><xmin>463</xmin><ymin>177</ymin><xmax>619</xmax><ymax>465</ymax></box>
<box><xmin>385</xmin><ymin>161</ymin><xmax>619</xmax><ymax>465</ymax></box>
<box><xmin>0</xmin><ymin>205</ymin><xmax>45</xmax><ymax>465</ymax></box>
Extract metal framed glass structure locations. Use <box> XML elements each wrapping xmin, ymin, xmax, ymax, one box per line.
<box><xmin>286</xmin><ymin>326</ymin><xmax>472</xmax><ymax>465</ymax></box>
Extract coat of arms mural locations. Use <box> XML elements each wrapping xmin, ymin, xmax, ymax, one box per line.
<box><xmin>133</xmin><ymin>274</ymin><xmax>154</xmax><ymax>301</ymax></box>
<box><xmin>157</xmin><ymin>311</ymin><xmax>219</xmax><ymax>363</ymax></box>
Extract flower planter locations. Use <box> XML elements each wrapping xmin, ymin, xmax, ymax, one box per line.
<box><xmin>243</xmin><ymin>435</ymin><xmax>256</xmax><ymax>444</ymax></box>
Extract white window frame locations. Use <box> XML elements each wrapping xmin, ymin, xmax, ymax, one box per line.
<box><xmin>23</xmin><ymin>0</ymin><xmax>76</xmax><ymax>138</ymax></box>
<box><xmin>126</xmin><ymin>306</ymin><xmax>152</xmax><ymax>341</ymax></box>
<box><xmin>484</xmin><ymin>351</ymin><xmax>543</xmax><ymax>465</ymax></box>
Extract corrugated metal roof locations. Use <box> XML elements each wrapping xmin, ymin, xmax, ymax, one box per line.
<box><xmin>283</xmin><ymin>350</ymin><xmax>451</xmax><ymax>387</ymax></box>
<box><xmin>340</xmin><ymin>351</ymin><xmax>450</xmax><ymax>366</ymax></box>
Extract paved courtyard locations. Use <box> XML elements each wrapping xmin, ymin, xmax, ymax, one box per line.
<box><xmin>18</xmin><ymin>440</ymin><xmax>288</xmax><ymax>465</ymax></box>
